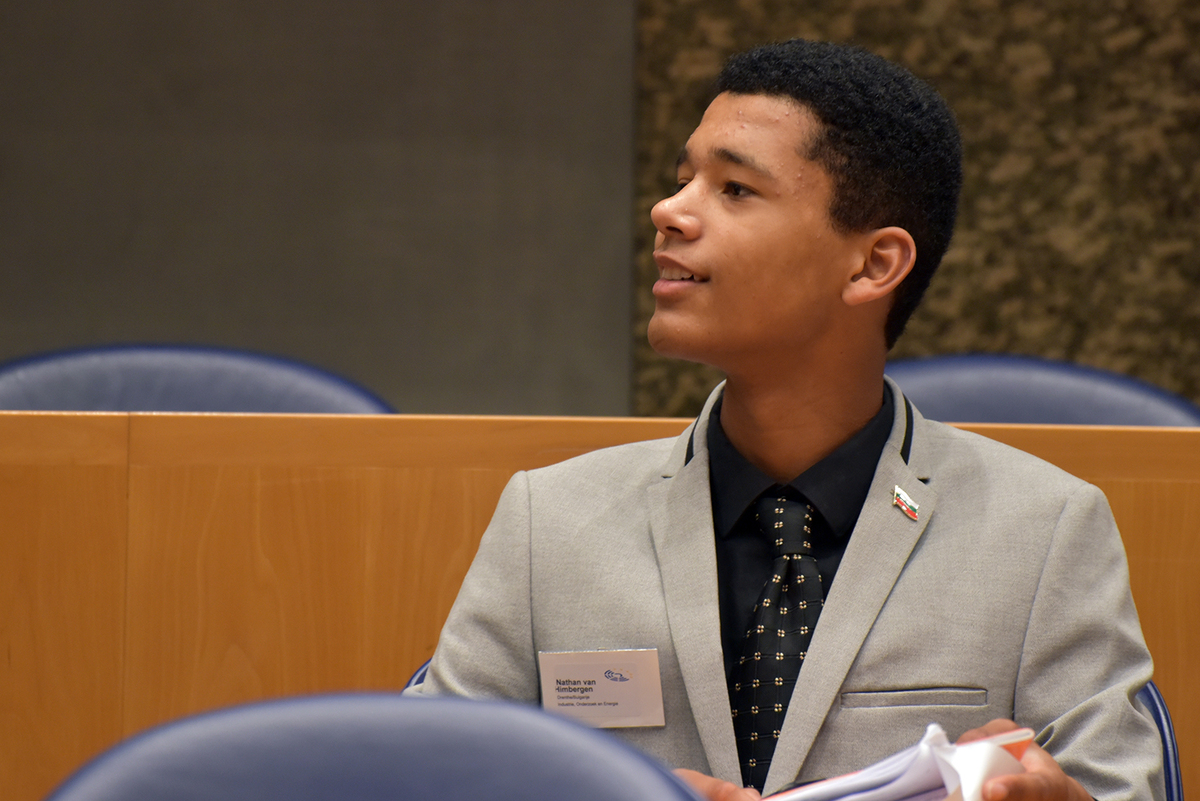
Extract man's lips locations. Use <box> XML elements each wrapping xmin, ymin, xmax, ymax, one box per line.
<box><xmin>652</xmin><ymin>252</ymin><xmax>707</xmax><ymax>302</ymax></box>
<box><xmin>653</xmin><ymin>252</ymin><xmax>706</xmax><ymax>282</ymax></box>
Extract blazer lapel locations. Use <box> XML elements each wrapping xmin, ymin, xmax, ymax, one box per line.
<box><xmin>647</xmin><ymin>386</ymin><xmax>742</xmax><ymax>782</ymax></box>
<box><xmin>764</xmin><ymin>385</ymin><xmax>939</xmax><ymax>793</ymax></box>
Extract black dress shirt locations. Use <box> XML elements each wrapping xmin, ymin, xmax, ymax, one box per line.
<box><xmin>708</xmin><ymin>386</ymin><xmax>895</xmax><ymax>678</ymax></box>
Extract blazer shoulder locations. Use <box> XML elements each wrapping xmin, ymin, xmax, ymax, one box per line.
<box><xmin>916</xmin><ymin>418</ymin><xmax>1097</xmax><ymax>497</ymax></box>
<box><xmin>524</xmin><ymin>434</ymin><xmax>680</xmax><ymax>491</ymax></box>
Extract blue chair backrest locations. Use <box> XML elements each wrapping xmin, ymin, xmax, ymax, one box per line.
<box><xmin>44</xmin><ymin>694</ymin><xmax>703</xmax><ymax>801</ymax></box>
<box><xmin>405</xmin><ymin>658</ymin><xmax>431</xmax><ymax>689</ymax></box>
<box><xmin>0</xmin><ymin>345</ymin><xmax>393</xmax><ymax>413</ymax></box>
<box><xmin>1137</xmin><ymin>681</ymin><xmax>1183</xmax><ymax>801</ymax></box>
<box><xmin>885</xmin><ymin>354</ymin><xmax>1200</xmax><ymax>425</ymax></box>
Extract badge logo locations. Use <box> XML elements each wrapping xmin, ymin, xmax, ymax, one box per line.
<box><xmin>604</xmin><ymin>669</ymin><xmax>630</xmax><ymax>682</ymax></box>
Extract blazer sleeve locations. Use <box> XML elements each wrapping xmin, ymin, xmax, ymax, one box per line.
<box><xmin>1016</xmin><ymin>482</ymin><xmax>1164</xmax><ymax>801</ymax></box>
<box><xmin>405</xmin><ymin>471</ymin><xmax>541</xmax><ymax>703</ymax></box>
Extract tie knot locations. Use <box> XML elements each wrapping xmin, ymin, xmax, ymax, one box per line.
<box><xmin>753</xmin><ymin>491</ymin><xmax>814</xmax><ymax>557</ymax></box>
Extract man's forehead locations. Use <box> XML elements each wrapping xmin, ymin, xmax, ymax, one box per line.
<box><xmin>676</xmin><ymin>93</ymin><xmax>822</xmax><ymax>171</ymax></box>
<box><xmin>702</xmin><ymin>91</ymin><xmax>817</xmax><ymax>125</ymax></box>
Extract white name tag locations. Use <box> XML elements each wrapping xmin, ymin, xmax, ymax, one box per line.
<box><xmin>537</xmin><ymin>648</ymin><xmax>665</xmax><ymax>728</ymax></box>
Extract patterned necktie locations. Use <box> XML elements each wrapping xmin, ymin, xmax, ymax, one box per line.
<box><xmin>730</xmin><ymin>489</ymin><xmax>824</xmax><ymax>791</ymax></box>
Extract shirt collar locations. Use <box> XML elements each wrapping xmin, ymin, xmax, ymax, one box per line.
<box><xmin>708</xmin><ymin>384</ymin><xmax>895</xmax><ymax>540</ymax></box>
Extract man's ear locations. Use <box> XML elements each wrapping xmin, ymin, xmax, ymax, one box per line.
<box><xmin>843</xmin><ymin>227</ymin><xmax>916</xmax><ymax>307</ymax></box>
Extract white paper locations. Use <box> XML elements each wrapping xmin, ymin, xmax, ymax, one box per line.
<box><xmin>933</xmin><ymin>737</ymin><xmax>1025</xmax><ymax>801</ymax></box>
<box><xmin>767</xmin><ymin>724</ymin><xmax>1029</xmax><ymax>801</ymax></box>
<box><xmin>771</xmin><ymin>723</ymin><xmax>950</xmax><ymax>801</ymax></box>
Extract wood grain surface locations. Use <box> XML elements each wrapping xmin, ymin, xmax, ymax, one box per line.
<box><xmin>0</xmin><ymin>414</ymin><xmax>128</xmax><ymax>801</ymax></box>
<box><xmin>2</xmin><ymin>413</ymin><xmax>1194</xmax><ymax>800</ymax></box>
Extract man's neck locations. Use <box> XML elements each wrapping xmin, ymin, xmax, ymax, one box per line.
<box><xmin>717</xmin><ymin>368</ymin><xmax>887</xmax><ymax>484</ymax></box>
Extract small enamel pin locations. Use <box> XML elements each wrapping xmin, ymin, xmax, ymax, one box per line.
<box><xmin>893</xmin><ymin>485</ymin><xmax>919</xmax><ymax>521</ymax></box>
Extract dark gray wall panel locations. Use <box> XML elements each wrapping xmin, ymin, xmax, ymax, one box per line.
<box><xmin>0</xmin><ymin>1</ymin><xmax>635</xmax><ymax>414</ymax></box>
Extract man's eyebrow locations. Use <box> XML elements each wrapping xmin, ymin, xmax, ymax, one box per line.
<box><xmin>714</xmin><ymin>147</ymin><xmax>776</xmax><ymax>177</ymax></box>
<box><xmin>674</xmin><ymin>145</ymin><xmax>775</xmax><ymax>178</ymax></box>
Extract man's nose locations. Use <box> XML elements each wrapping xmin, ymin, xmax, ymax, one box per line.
<box><xmin>650</xmin><ymin>187</ymin><xmax>700</xmax><ymax>240</ymax></box>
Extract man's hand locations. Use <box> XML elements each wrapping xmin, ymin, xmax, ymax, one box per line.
<box><xmin>673</xmin><ymin>768</ymin><xmax>762</xmax><ymax>801</ymax></box>
<box><xmin>956</xmin><ymin>720</ymin><xmax>1092</xmax><ymax>801</ymax></box>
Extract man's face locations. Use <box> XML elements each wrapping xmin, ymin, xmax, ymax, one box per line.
<box><xmin>648</xmin><ymin>92</ymin><xmax>866</xmax><ymax>374</ymax></box>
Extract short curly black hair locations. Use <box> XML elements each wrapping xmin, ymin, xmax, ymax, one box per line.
<box><xmin>715</xmin><ymin>40</ymin><xmax>962</xmax><ymax>347</ymax></box>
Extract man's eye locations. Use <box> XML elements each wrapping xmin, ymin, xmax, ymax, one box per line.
<box><xmin>725</xmin><ymin>182</ymin><xmax>751</xmax><ymax>197</ymax></box>
<box><xmin>672</xmin><ymin>180</ymin><xmax>689</xmax><ymax>195</ymax></box>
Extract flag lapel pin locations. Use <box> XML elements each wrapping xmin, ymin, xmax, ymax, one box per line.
<box><xmin>893</xmin><ymin>486</ymin><xmax>919</xmax><ymax>521</ymax></box>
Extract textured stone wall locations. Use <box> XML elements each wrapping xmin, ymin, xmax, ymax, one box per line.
<box><xmin>634</xmin><ymin>0</ymin><xmax>1200</xmax><ymax>416</ymax></box>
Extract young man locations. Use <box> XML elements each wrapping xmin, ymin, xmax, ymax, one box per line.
<box><xmin>408</xmin><ymin>40</ymin><xmax>1162</xmax><ymax>801</ymax></box>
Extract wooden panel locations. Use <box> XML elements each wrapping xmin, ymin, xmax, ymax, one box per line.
<box><xmin>0</xmin><ymin>411</ymin><xmax>128</xmax><ymax>464</ymax></box>
<box><xmin>8</xmin><ymin>414</ymin><xmax>1195</xmax><ymax>800</ymax></box>
<box><xmin>120</xmin><ymin>417</ymin><xmax>544</xmax><ymax>733</ymax></box>
<box><xmin>125</xmin><ymin>464</ymin><xmax>377</xmax><ymax>732</ymax></box>
<box><xmin>128</xmin><ymin>413</ymin><xmax>692</xmax><ymax>468</ymax></box>
<box><xmin>959</xmin><ymin>423</ymin><xmax>1200</xmax><ymax>481</ymax></box>
<box><xmin>1100</xmin><ymin>479</ymin><xmax>1200</xmax><ymax>786</ymax></box>
<box><xmin>0</xmin><ymin>414</ymin><xmax>128</xmax><ymax>801</ymax></box>
<box><xmin>360</xmin><ymin>467</ymin><xmax>515</xmax><ymax>686</ymax></box>
<box><xmin>123</xmin><ymin>414</ymin><xmax>694</xmax><ymax>734</ymax></box>
<box><xmin>123</xmin><ymin>458</ymin><xmax>517</xmax><ymax>734</ymax></box>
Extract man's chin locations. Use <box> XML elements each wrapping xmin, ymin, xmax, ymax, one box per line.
<box><xmin>646</xmin><ymin>321</ymin><xmax>716</xmax><ymax>366</ymax></box>
<box><xmin>646</xmin><ymin>320</ymin><xmax>687</xmax><ymax>359</ymax></box>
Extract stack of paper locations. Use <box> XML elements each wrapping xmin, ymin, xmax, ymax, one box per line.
<box><xmin>767</xmin><ymin>724</ymin><xmax>1033</xmax><ymax>801</ymax></box>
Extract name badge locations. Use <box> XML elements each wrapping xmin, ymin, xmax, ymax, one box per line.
<box><xmin>537</xmin><ymin>648</ymin><xmax>665</xmax><ymax>728</ymax></box>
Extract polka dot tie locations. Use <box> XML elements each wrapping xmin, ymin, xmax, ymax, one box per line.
<box><xmin>730</xmin><ymin>489</ymin><xmax>824</xmax><ymax>791</ymax></box>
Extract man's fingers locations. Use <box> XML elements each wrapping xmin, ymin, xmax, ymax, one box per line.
<box><xmin>980</xmin><ymin>741</ymin><xmax>1091</xmax><ymax>801</ymax></box>
<box><xmin>956</xmin><ymin>718</ymin><xmax>1021</xmax><ymax>744</ymax></box>
<box><xmin>982</xmin><ymin>771</ymin><xmax>1056</xmax><ymax>801</ymax></box>
<box><xmin>673</xmin><ymin>768</ymin><xmax>762</xmax><ymax>801</ymax></box>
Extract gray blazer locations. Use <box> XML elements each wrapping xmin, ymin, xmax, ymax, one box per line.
<box><xmin>412</xmin><ymin>380</ymin><xmax>1163</xmax><ymax>800</ymax></box>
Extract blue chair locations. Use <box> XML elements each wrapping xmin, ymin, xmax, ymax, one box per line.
<box><xmin>405</xmin><ymin>658</ymin><xmax>431</xmax><ymax>689</ymax></box>
<box><xmin>885</xmin><ymin>354</ymin><xmax>1200</xmax><ymax>425</ymax></box>
<box><xmin>0</xmin><ymin>345</ymin><xmax>393</xmax><ymax>413</ymax></box>
<box><xmin>44</xmin><ymin>694</ymin><xmax>703</xmax><ymax>801</ymax></box>
<box><xmin>1138</xmin><ymin>681</ymin><xmax>1183</xmax><ymax>801</ymax></box>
